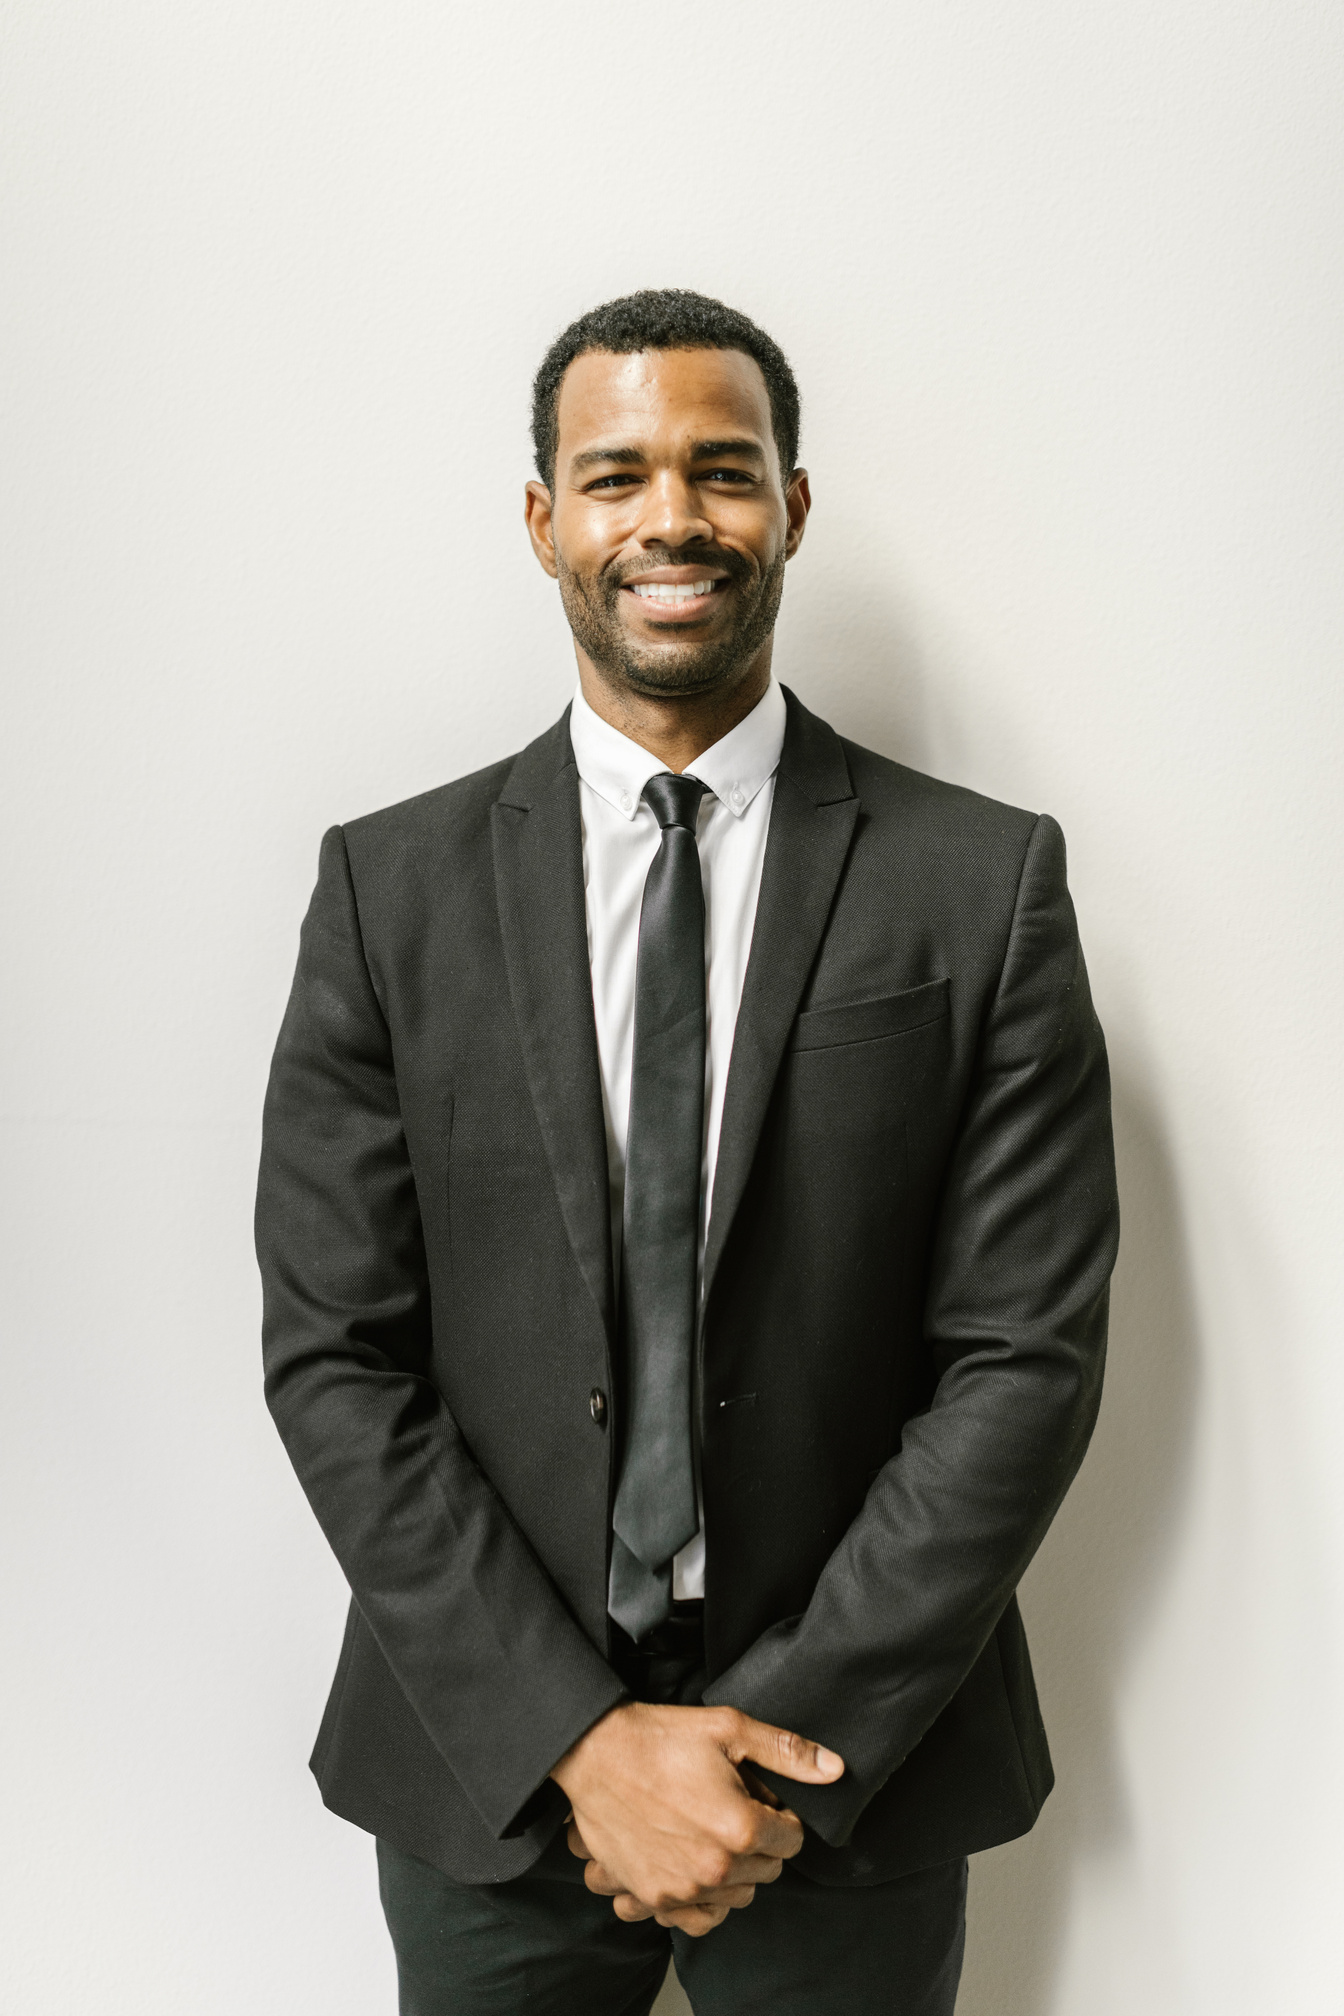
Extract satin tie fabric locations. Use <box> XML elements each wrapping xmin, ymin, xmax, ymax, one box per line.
<box><xmin>608</xmin><ymin>771</ymin><xmax>709</xmax><ymax>1642</ymax></box>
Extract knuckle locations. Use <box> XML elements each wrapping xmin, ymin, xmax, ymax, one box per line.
<box><xmin>699</xmin><ymin>1850</ymin><xmax>733</xmax><ymax>1891</ymax></box>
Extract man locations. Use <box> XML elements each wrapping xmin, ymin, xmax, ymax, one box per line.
<box><xmin>256</xmin><ymin>288</ymin><xmax>1119</xmax><ymax>2015</ymax></box>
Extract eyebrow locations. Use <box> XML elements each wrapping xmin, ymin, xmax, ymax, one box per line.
<box><xmin>569</xmin><ymin>437</ymin><xmax>767</xmax><ymax>473</ymax></box>
<box><xmin>570</xmin><ymin>444</ymin><xmax>645</xmax><ymax>472</ymax></box>
<box><xmin>690</xmin><ymin>439</ymin><xmax>766</xmax><ymax>462</ymax></box>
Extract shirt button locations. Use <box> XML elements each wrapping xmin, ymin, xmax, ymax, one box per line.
<box><xmin>729</xmin><ymin>786</ymin><xmax>745</xmax><ymax>810</ymax></box>
<box><xmin>589</xmin><ymin>1387</ymin><xmax>608</xmax><ymax>1427</ymax></box>
<box><xmin>619</xmin><ymin>791</ymin><xmax>634</xmax><ymax>814</ymax></box>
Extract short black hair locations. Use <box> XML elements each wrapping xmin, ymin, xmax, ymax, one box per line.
<box><xmin>531</xmin><ymin>288</ymin><xmax>801</xmax><ymax>492</ymax></box>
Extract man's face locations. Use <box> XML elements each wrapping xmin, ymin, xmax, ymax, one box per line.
<box><xmin>526</xmin><ymin>347</ymin><xmax>809</xmax><ymax>702</ymax></box>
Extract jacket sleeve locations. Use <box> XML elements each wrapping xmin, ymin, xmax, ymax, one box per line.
<box><xmin>255</xmin><ymin>826</ymin><xmax>627</xmax><ymax>1840</ymax></box>
<box><xmin>703</xmin><ymin>812</ymin><xmax>1119</xmax><ymax>1844</ymax></box>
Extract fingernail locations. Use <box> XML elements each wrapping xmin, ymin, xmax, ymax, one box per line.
<box><xmin>817</xmin><ymin>1747</ymin><xmax>844</xmax><ymax>1775</ymax></box>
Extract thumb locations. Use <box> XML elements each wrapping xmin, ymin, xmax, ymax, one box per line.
<box><xmin>725</xmin><ymin>1714</ymin><xmax>844</xmax><ymax>1785</ymax></box>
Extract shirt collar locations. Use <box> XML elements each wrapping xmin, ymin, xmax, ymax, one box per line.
<box><xmin>569</xmin><ymin>677</ymin><xmax>786</xmax><ymax>822</ymax></box>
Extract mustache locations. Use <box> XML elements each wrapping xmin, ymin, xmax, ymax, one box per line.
<box><xmin>604</xmin><ymin>548</ymin><xmax>752</xmax><ymax>591</ymax></box>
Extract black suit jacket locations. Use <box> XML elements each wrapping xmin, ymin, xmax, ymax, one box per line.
<box><xmin>255</xmin><ymin>688</ymin><xmax>1119</xmax><ymax>1887</ymax></box>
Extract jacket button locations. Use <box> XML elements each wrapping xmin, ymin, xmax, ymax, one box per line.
<box><xmin>589</xmin><ymin>1387</ymin><xmax>607</xmax><ymax>1427</ymax></box>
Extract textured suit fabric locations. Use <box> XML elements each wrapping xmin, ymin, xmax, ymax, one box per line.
<box><xmin>374</xmin><ymin>1605</ymin><xmax>967</xmax><ymax>2016</ymax></box>
<box><xmin>376</xmin><ymin>1829</ymin><xmax>967</xmax><ymax>2016</ymax></box>
<box><xmin>255</xmin><ymin>688</ymin><xmax>1119</xmax><ymax>1887</ymax></box>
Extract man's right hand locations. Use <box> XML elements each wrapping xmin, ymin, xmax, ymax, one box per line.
<box><xmin>549</xmin><ymin>1701</ymin><xmax>844</xmax><ymax>1936</ymax></box>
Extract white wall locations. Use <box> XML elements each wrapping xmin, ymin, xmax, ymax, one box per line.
<box><xmin>4</xmin><ymin>4</ymin><xmax>1342</xmax><ymax>2011</ymax></box>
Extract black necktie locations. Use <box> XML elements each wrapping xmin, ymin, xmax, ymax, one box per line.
<box><xmin>608</xmin><ymin>771</ymin><xmax>709</xmax><ymax>1642</ymax></box>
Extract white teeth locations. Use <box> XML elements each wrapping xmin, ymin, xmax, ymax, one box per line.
<box><xmin>630</xmin><ymin>579</ymin><xmax>718</xmax><ymax>601</ymax></box>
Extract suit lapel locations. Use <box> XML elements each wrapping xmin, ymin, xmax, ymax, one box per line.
<box><xmin>492</xmin><ymin>711</ymin><xmax>614</xmax><ymax>1339</ymax></box>
<box><xmin>701</xmin><ymin>690</ymin><xmax>858</xmax><ymax>1319</ymax></box>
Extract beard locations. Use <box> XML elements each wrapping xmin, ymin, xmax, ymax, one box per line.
<box><xmin>555</xmin><ymin>544</ymin><xmax>786</xmax><ymax>699</ymax></box>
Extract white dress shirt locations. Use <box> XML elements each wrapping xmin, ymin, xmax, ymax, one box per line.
<box><xmin>568</xmin><ymin>675</ymin><xmax>786</xmax><ymax>1601</ymax></box>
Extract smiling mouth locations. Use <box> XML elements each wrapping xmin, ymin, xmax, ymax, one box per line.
<box><xmin>627</xmin><ymin>578</ymin><xmax>723</xmax><ymax>604</ymax></box>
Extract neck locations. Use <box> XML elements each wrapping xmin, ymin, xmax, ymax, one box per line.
<box><xmin>573</xmin><ymin>641</ymin><xmax>774</xmax><ymax>773</ymax></box>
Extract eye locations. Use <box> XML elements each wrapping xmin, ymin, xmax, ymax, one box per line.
<box><xmin>586</xmin><ymin>472</ymin><xmax>641</xmax><ymax>492</ymax></box>
<box><xmin>701</xmin><ymin>468</ymin><xmax>755</xmax><ymax>485</ymax></box>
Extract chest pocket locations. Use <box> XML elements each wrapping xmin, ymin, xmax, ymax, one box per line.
<box><xmin>782</xmin><ymin>978</ymin><xmax>950</xmax><ymax>1155</ymax></box>
<box><xmin>790</xmin><ymin>976</ymin><xmax>949</xmax><ymax>1052</ymax></box>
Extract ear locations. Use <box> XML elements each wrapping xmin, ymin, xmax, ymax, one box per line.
<box><xmin>783</xmin><ymin>469</ymin><xmax>811</xmax><ymax>559</ymax></box>
<box><xmin>524</xmin><ymin>480</ymin><xmax>558</xmax><ymax>578</ymax></box>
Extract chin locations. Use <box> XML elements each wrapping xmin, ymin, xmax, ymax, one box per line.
<box><xmin>618</xmin><ymin>655</ymin><xmax>741</xmax><ymax>699</ymax></box>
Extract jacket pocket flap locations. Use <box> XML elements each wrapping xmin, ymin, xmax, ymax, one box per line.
<box><xmin>791</xmin><ymin>977</ymin><xmax>950</xmax><ymax>1053</ymax></box>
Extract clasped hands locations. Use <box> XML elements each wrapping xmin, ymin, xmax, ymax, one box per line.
<box><xmin>550</xmin><ymin>1701</ymin><xmax>844</xmax><ymax>1938</ymax></box>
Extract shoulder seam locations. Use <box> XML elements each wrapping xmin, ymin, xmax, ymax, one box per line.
<box><xmin>332</xmin><ymin>821</ymin><xmax>393</xmax><ymax>1025</ymax></box>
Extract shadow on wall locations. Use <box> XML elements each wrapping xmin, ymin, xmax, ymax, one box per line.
<box><xmin>776</xmin><ymin>560</ymin><xmax>934</xmax><ymax>780</ymax></box>
<box><xmin>955</xmin><ymin>1071</ymin><xmax>1198</xmax><ymax>2014</ymax></box>
<box><xmin>783</xmin><ymin>592</ymin><xmax>1200</xmax><ymax>2016</ymax></box>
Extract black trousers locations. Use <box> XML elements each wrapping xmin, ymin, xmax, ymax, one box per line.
<box><xmin>377</xmin><ymin>1610</ymin><xmax>967</xmax><ymax>2016</ymax></box>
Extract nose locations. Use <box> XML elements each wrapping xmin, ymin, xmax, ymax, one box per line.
<box><xmin>635</xmin><ymin>468</ymin><xmax>713</xmax><ymax>550</ymax></box>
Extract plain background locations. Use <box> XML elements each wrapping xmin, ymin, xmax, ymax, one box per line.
<box><xmin>3</xmin><ymin>4</ymin><xmax>1342</xmax><ymax>2012</ymax></box>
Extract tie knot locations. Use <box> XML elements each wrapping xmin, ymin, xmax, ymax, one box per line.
<box><xmin>643</xmin><ymin>772</ymin><xmax>707</xmax><ymax>832</ymax></box>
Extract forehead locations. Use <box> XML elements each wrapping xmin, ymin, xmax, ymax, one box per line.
<box><xmin>555</xmin><ymin>347</ymin><xmax>775</xmax><ymax>466</ymax></box>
